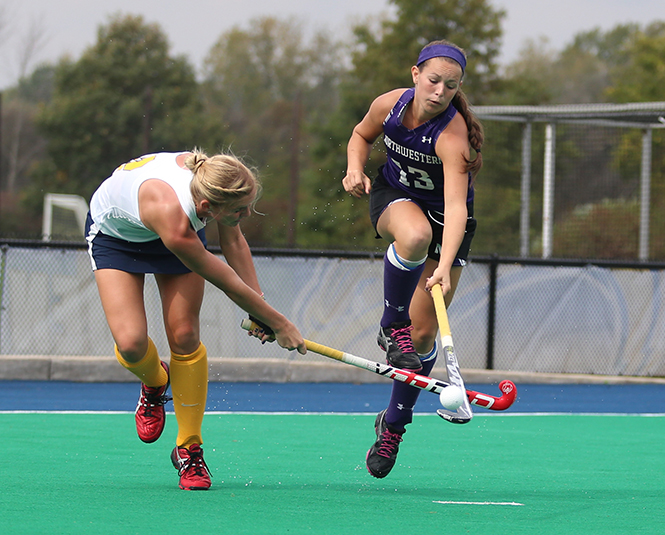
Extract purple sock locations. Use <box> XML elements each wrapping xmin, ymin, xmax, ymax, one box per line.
<box><xmin>385</xmin><ymin>348</ymin><xmax>438</xmax><ymax>432</ymax></box>
<box><xmin>381</xmin><ymin>249</ymin><xmax>426</xmax><ymax>327</ymax></box>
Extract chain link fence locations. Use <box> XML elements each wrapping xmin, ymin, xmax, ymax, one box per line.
<box><xmin>1</xmin><ymin>242</ymin><xmax>664</xmax><ymax>379</ymax></box>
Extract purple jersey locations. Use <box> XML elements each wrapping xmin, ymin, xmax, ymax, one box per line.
<box><xmin>382</xmin><ymin>87</ymin><xmax>474</xmax><ymax>212</ymax></box>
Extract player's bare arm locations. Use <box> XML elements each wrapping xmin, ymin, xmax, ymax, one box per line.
<box><xmin>425</xmin><ymin>116</ymin><xmax>469</xmax><ymax>294</ymax></box>
<box><xmin>344</xmin><ymin>89</ymin><xmax>406</xmax><ymax>197</ymax></box>
<box><xmin>217</xmin><ymin>223</ymin><xmax>261</xmax><ymax>294</ymax></box>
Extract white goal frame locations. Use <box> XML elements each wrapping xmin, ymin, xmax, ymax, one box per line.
<box><xmin>473</xmin><ymin>101</ymin><xmax>665</xmax><ymax>260</ymax></box>
<box><xmin>42</xmin><ymin>193</ymin><xmax>89</xmax><ymax>241</ymax></box>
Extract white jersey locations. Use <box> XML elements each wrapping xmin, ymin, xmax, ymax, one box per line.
<box><xmin>89</xmin><ymin>152</ymin><xmax>206</xmax><ymax>242</ymax></box>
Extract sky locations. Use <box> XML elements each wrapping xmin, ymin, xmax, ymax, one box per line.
<box><xmin>1</xmin><ymin>0</ymin><xmax>664</xmax><ymax>90</ymax></box>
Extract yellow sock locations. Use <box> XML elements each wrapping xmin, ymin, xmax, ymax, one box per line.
<box><xmin>170</xmin><ymin>342</ymin><xmax>208</xmax><ymax>448</ymax></box>
<box><xmin>115</xmin><ymin>338</ymin><xmax>168</xmax><ymax>387</ymax></box>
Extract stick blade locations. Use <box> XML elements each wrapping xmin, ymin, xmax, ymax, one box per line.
<box><xmin>436</xmin><ymin>405</ymin><xmax>473</xmax><ymax>424</ymax></box>
<box><xmin>441</xmin><ymin>344</ymin><xmax>474</xmax><ymax>423</ymax></box>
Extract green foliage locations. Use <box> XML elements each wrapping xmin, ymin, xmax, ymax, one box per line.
<box><xmin>472</xmin><ymin>181</ymin><xmax>522</xmax><ymax>255</ymax></box>
<box><xmin>602</xmin><ymin>23</ymin><xmax>665</xmax><ymax>260</ymax></box>
<box><xmin>202</xmin><ymin>16</ymin><xmax>345</xmax><ymax>247</ymax></box>
<box><xmin>490</xmin><ymin>38</ymin><xmax>559</xmax><ymax>105</ymax></box>
<box><xmin>34</xmin><ymin>14</ymin><xmax>205</xmax><ymax>202</ymax></box>
<box><xmin>648</xmin><ymin>163</ymin><xmax>665</xmax><ymax>260</ymax></box>
<box><xmin>606</xmin><ymin>22</ymin><xmax>665</xmax><ymax>102</ymax></box>
<box><xmin>0</xmin><ymin>65</ymin><xmax>55</xmax><ymax>237</ymax></box>
<box><xmin>491</xmin><ymin>24</ymin><xmax>640</xmax><ymax>106</ymax></box>
<box><xmin>349</xmin><ymin>0</ymin><xmax>504</xmax><ymax>103</ymax></box>
<box><xmin>16</xmin><ymin>64</ymin><xmax>55</xmax><ymax>104</ymax></box>
<box><xmin>552</xmin><ymin>199</ymin><xmax>640</xmax><ymax>259</ymax></box>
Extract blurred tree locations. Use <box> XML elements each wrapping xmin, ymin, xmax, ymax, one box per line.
<box><xmin>554</xmin><ymin>21</ymin><xmax>665</xmax><ymax>260</ymax></box>
<box><xmin>33</xmin><ymin>13</ymin><xmax>210</xmax><ymax>206</ymax></box>
<box><xmin>490</xmin><ymin>38</ymin><xmax>559</xmax><ymax>105</ymax></box>
<box><xmin>1</xmin><ymin>15</ymin><xmax>48</xmax><ymax>194</ymax></box>
<box><xmin>491</xmin><ymin>24</ymin><xmax>640</xmax><ymax>107</ymax></box>
<box><xmin>349</xmin><ymin>0</ymin><xmax>504</xmax><ymax>104</ymax></box>
<box><xmin>202</xmin><ymin>16</ymin><xmax>344</xmax><ymax>247</ymax></box>
<box><xmin>555</xmin><ymin>24</ymin><xmax>639</xmax><ymax>104</ymax></box>
<box><xmin>0</xmin><ymin>65</ymin><xmax>54</xmax><ymax>238</ymax></box>
<box><xmin>0</xmin><ymin>13</ymin><xmax>51</xmax><ymax>238</ymax></box>
<box><xmin>604</xmin><ymin>22</ymin><xmax>665</xmax><ymax>260</ymax></box>
<box><xmin>606</xmin><ymin>22</ymin><xmax>665</xmax><ymax>103</ymax></box>
<box><xmin>552</xmin><ymin>199</ymin><xmax>640</xmax><ymax>259</ymax></box>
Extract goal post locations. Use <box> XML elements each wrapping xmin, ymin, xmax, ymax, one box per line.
<box><xmin>42</xmin><ymin>193</ymin><xmax>89</xmax><ymax>241</ymax></box>
<box><xmin>472</xmin><ymin>101</ymin><xmax>665</xmax><ymax>261</ymax></box>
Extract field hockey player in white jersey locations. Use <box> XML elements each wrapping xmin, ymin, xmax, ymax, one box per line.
<box><xmin>86</xmin><ymin>150</ymin><xmax>306</xmax><ymax>490</ymax></box>
<box><xmin>342</xmin><ymin>40</ymin><xmax>484</xmax><ymax>478</ymax></box>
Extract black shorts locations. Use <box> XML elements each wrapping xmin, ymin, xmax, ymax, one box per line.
<box><xmin>369</xmin><ymin>168</ymin><xmax>476</xmax><ymax>265</ymax></box>
<box><xmin>85</xmin><ymin>213</ymin><xmax>207</xmax><ymax>274</ymax></box>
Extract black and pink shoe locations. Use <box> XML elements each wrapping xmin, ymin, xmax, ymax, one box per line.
<box><xmin>366</xmin><ymin>409</ymin><xmax>404</xmax><ymax>479</ymax></box>
<box><xmin>377</xmin><ymin>321</ymin><xmax>423</xmax><ymax>371</ymax></box>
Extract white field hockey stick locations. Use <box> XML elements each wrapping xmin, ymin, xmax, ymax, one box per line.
<box><xmin>431</xmin><ymin>283</ymin><xmax>475</xmax><ymax>424</ymax></box>
<box><xmin>240</xmin><ymin>319</ymin><xmax>516</xmax><ymax>413</ymax></box>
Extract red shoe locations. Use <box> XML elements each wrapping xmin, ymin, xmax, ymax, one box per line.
<box><xmin>135</xmin><ymin>361</ymin><xmax>170</xmax><ymax>443</ymax></box>
<box><xmin>171</xmin><ymin>444</ymin><xmax>212</xmax><ymax>490</ymax></box>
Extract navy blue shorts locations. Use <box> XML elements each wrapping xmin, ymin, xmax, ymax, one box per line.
<box><xmin>85</xmin><ymin>213</ymin><xmax>207</xmax><ymax>274</ymax></box>
<box><xmin>369</xmin><ymin>167</ymin><xmax>476</xmax><ymax>265</ymax></box>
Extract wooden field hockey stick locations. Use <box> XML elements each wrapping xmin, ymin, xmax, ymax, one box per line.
<box><xmin>240</xmin><ymin>319</ymin><xmax>516</xmax><ymax>413</ymax></box>
<box><xmin>431</xmin><ymin>283</ymin><xmax>517</xmax><ymax>422</ymax></box>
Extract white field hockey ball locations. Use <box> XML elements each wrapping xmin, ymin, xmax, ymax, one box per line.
<box><xmin>439</xmin><ymin>386</ymin><xmax>465</xmax><ymax>410</ymax></box>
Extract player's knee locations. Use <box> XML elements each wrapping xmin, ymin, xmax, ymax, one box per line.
<box><xmin>395</xmin><ymin>226</ymin><xmax>432</xmax><ymax>259</ymax></box>
<box><xmin>168</xmin><ymin>323</ymin><xmax>200</xmax><ymax>354</ymax></box>
<box><xmin>115</xmin><ymin>336</ymin><xmax>149</xmax><ymax>363</ymax></box>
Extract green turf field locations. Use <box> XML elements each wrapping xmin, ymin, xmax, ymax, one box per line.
<box><xmin>1</xmin><ymin>413</ymin><xmax>663</xmax><ymax>535</ymax></box>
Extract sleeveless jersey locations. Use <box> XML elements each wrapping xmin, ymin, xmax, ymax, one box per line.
<box><xmin>382</xmin><ymin>87</ymin><xmax>474</xmax><ymax>212</ymax></box>
<box><xmin>89</xmin><ymin>152</ymin><xmax>206</xmax><ymax>242</ymax></box>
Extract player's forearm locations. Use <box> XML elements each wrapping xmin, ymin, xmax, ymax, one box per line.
<box><xmin>439</xmin><ymin>205</ymin><xmax>467</xmax><ymax>270</ymax></box>
<box><xmin>346</xmin><ymin>130</ymin><xmax>373</xmax><ymax>172</ymax></box>
<box><xmin>219</xmin><ymin>227</ymin><xmax>261</xmax><ymax>293</ymax></box>
<box><xmin>183</xmin><ymin>247</ymin><xmax>289</xmax><ymax>330</ymax></box>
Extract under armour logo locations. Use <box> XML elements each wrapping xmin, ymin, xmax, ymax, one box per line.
<box><xmin>422</xmin><ymin>136</ymin><xmax>432</xmax><ymax>144</ymax></box>
<box><xmin>384</xmin><ymin>299</ymin><xmax>405</xmax><ymax>312</ymax></box>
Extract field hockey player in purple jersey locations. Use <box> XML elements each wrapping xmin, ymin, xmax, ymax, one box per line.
<box><xmin>342</xmin><ymin>40</ymin><xmax>484</xmax><ymax>478</ymax></box>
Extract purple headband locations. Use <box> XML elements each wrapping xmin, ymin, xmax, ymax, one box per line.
<box><xmin>416</xmin><ymin>44</ymin><xmax>466</xmax><ymax>73</ymax></box>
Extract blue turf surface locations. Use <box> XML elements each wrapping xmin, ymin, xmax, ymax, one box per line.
<box><xmin>1</xmin><ymin>381</ymin><xmax>664</xmax><ymax>413</ymax></box>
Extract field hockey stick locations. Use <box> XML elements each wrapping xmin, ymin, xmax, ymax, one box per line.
<box><xmin>240</xmin><ymin>319</ymin><xmax>516</xmax><ymax>412</ymax></box>
<box><xmin>431</xmin><ymin>283</ymin><xmax>517</xmax><ymax>421</ymax></box>
<box><xmin>431</xmin><ymin>283</ymin><xmax>474</xmax><ymax>424</ymax></box>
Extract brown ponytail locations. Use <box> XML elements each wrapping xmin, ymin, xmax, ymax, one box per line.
<box><xmin>452</xmin><ymin>90</ymin><xmax>484</xmax><ymax>180</ymax></box>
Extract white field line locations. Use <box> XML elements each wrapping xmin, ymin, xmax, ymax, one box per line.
<box><xmin>433</xmin><ymin>500</ymin><xmax>525</xmax><ymax>506</ymax></box>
